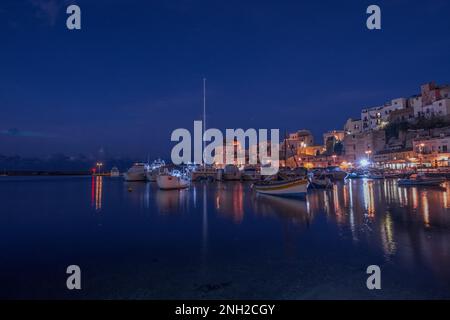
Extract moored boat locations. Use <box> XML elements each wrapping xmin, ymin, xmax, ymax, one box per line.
<box><xmin>223</xmin><ymin>164</ymin><xmax>241</xmax><ymax>181</ymax></box>
<box><xmin>253</xmin><ymin>171</ymin><xmax>308</xmax><ymax>197</ymax></box>
<box><xmin>124</xmin><ymin>163</ymin><xmax>149</xmax><ymax>181</ymax></box>
<box><xmin>308</xmin><ymin>171</ymin><xmax>333</xmax><ymax>189</ymax></box>
<box><xmin>146</xmin><ymin>158</ymin><xmax>166</xmax><ymax>182</ymax></box>
<box><xmin>398</xmin><ymin>173</ymin><xmax>446</xmax><ymax>186</ymax></box>
<box><xmin>157</xmin><ymin>170</ymin><xmax>190</xmax><ymax>190</ymax></box>
<box><xmin>325</xmin><ymin>166</ymin><xmax>348</xmax><ymax>181</ymax></box>
<box><xmin>190</xmin><ymin>164</ymin><xmax>217</xmax><ymax>181</ymax></box>
<box><xmin>241</xmin><ymin>166</ymin><xmax>261</xmax><ymax>181</ymax></box>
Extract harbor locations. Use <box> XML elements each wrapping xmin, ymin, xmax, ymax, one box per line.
<box><xmin>1</xmin><ymin>175</ymin><xmax>450</xmax><ymax>299</ymax></box>
<box><xmin>2</xmin><ymin>0</ymin><xmax>450</xmax><ymax>305</ymax></box>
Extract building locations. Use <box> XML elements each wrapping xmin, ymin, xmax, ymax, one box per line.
<box><xmin>344</xmin><ymin>118</ymin><xmax>362</xmax><ymax>134</ymax></box>
<box><xmin>343</xmin><ymin>130</ymin><xmax>386</xmax><ymax>163</ymax></box>
<box><xmin>412</xmin><ymin>82</ymin><xmax>450</xmax><ymax>118</ymax></box>
<box><xmin>413</xmin><ymin>134</ymin><xmax>450</xmax><ymax>167</ymax></box>
<box><xmin>322</xmin><ymin>130</ymin><xmax>345</xmax><ymax>155</ymax></box>
<box><xmin>387</xmin><ymin>107</ymin><xmax>414</xmax><ymax>124</ymax></box>
<box><xmin>372</xmin><ymin>148</ymin><xmax>416</xmax><ymax>169</ymax></box>
<box><xmin>323</xmin><ymin>130</ymin><xmax>345</xmax><ymax>145</ymax></box>
<box><xmin>361</xmin><ymin>97</ymin><xmax>408</xmax><ymax>131</ymax></box>
<box><xmin>284</xmin><ymin>130</ymin><xmax>314</xmax><ymax>149</ymax></box>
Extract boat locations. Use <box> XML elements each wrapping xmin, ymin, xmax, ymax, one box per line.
<box><xmin>223</xmin><ymin>164</ymin><xmax>241</xmax><ymax>181</ymax></box>
<box><xmin>146</xmin><ymin>158</ymin><xmax>166</xmax><ymax>182</ymax></box>
<box><xmin>308</xmin><ymin>171</ymin><xmax>333</xmax><ymax>189</ymax></box>
<box><xmin>124</xmin><ymin>163</ymin><xmax>149</xmax><ymax>181</ymax></box>
<box><xmin>241</xmin><ymin>166</ymin><xmax>261</xmax><ymax>181</ymax></box>
<box><xmin>110</xmin><ymin>166</ymin><xmax>120</xmax><ymax>177</ymax></box>
<box><xmin>190</xmin><ymin>164</ymin><xmax>217</xmax><ymax>181</ymax></box>
<box><xmin>345</xmin><ymin>170</ymin><xmax>367</xmax><ymax>179</ymax></box>
<box><xmin>366</xmin><ymin>171</ymin><xmax>384</xmax><ymax>179</ymax></box>
<box><xmin>398</xmin><ymin>173</ymin><xmax>446</xmax><ymax>186</ymax></box>
<box><xmin>325</xmin><ymin>166</ymin><xmax>348</xmax><ymax>181</ymax></box>
<box><xmin>253</xmin><ymin>171</ymin><xmax>309</xmax><ymax>197</ymax></box>
<box><xmin>157</xmin><ymin>170</ymin><xmax>190</xmax><ymax>190</ymax></box>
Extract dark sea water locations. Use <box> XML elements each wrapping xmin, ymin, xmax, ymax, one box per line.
<box><xmin>1</xmin><ymin>176</ymin><xmax>450</xmax><ymax>299</ymax></box>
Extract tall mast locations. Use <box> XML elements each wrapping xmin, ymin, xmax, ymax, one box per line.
<box><xmin>203</xmin><ymin>78</ymin><xmax>206</xmax><ymax>164</ymax></box>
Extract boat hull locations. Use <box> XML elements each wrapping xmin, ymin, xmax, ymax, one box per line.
<box><xmin>398</xmin><ymin>178</ymin><xmax>445</xmax><ymax>186</ymax></box>
<box><xmin>124</xmin><ymin>172</ymin><xmax>147</xmax><ymax>181</ymax></box>
<box><xmin>157</xmin><ymin>175</ymin><xmax>189</xmax><ymax>190</ymax></box>
<box><xmin>253</xmin><ymin>178</ymin><xmax>308</xmax><ymax>197</ymax></box>
<box><xmin>146</xmin><ymin>171</ymin><xmax>158</xmax><ymax>182</ymax></box>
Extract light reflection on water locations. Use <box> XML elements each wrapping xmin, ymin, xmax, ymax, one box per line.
<box><xmin>2</xmin><ymin>176</ymin><xmax>450</xmax><ymax>299</ymax></box>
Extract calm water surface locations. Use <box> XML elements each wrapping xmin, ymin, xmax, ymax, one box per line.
<box><xmin>1</xmin><ymin>176</ymin><xmax>450</xmax><ymax>299</ymax></box>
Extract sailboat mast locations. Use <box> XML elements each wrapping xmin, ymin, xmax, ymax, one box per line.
<box><xmin>203</xmin><ymin>78</ymin><xmax>206</xmax><ymax>164</ymax></box>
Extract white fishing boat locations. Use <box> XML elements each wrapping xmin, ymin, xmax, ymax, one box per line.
<box><xmin>157</xmin><ymin>170</ymin><xmax>190</xmax><ymax>190</ymax></box>
<box><xmin>398</xmin><ymin>173</ymin><xmax>446</xmax><ymax>186</ymax></box>
<box><xmin>253</xmin><ymin>172</ymin><xmax>308</xmax><ymax>197</ymax></box>
<box><xmin>223</xmin><ymin>164</ymin><xmax>241</xmax><ymax>181</ymax></box>
<box><xmin>124</xmin><ymin>163</ymin><xmax>149</xmax><ymax>181</ymax></box>
<box><xmin>146</xmin><ymin>158</ymin><xmax>166</xmax><ymax>182</ymax></box>
<box><xmin>110</xmin><ymin>166</ymin><xmax>120</xmax><ymax>177</ymax></box>
<box><xmin>241</xmin><ymin>166</ymin><xmax>261</xmax><ymax>181</ymax></box>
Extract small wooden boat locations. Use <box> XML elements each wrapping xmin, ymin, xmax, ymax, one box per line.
<box><xmin>253</xmin><ymin>172</ymin><xmax>308</xmax><ymax>197</ymax></box>
<box><xmin>308</xmin><ymin>171</ymin><xmax>333</xmax><ymax>189</ymax></box>
<box><xmin>398</xmin><ymin>173</ymin><xmax>446</xmax><ymax>186</ymax></box>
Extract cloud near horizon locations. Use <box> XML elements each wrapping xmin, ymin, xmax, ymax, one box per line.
<box><xmin>0</xmin><ymin>128</ymin><xmax>55</xmax><ymax>138</ymax></box>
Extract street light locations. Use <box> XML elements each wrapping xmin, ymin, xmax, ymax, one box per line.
<box><xmin>96</xmin><ymin>162</ymin><xmax>103</xmax><ymax>174</ymax></box>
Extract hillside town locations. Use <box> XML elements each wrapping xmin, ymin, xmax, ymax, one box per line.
<box><xmin>279</xmin><ymin>81</ymin><xmax>450</xmax><ymax>170</ymax></box>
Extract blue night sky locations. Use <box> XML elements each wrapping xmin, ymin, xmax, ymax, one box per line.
<box><xmin>1</xmin><ymin>0</ymin><xmax>450</xmax><ymax>159</ymax></box>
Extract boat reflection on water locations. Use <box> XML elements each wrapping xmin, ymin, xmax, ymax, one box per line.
<box><xmin>252</xmin><ymin>193</ymin><xmax>311</xmax><ymax>226</ymax></box>
<box><xmin>124</xmin><ymin>181</ymin><xmax>151</xmax><ymax>209</ymax></box>
<box><xmin>87</xmin><ymin>178</ymin><xmax>450</xmax><ymax>295</ymax></box>
<box><xmin>155</xmin><ymin>188</ymin><xmax>189</xmax><ymax>215</ymax></box>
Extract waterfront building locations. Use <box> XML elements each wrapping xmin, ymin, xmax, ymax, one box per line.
<box><xmin>343</xmin><ymin>130</ymin><xmax>385</xmax><ymax>163</ymax></box>
<box><xmin>373</xmin><ymin>148</ymin><xmax>417</xmax><ymax>169</ymax></box>
<box><xmin>413</xmin><ymin>134</ymin><xmax>450</xmax><ymax>167</ymax></box>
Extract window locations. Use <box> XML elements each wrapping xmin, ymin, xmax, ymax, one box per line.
<box><xmin>443</xmin><ymin>145</ymin><xmax>448</xmax><ymax>152</ymax></box>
